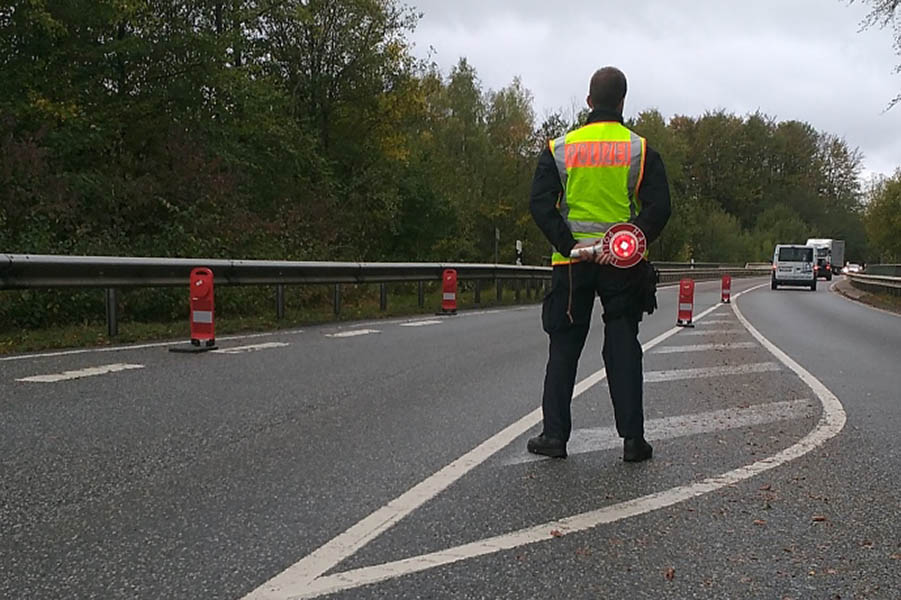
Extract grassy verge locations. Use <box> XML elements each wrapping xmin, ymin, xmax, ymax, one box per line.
<box><xmin>853</xmin><ymin>290</ymin><xmax>901</xmax><ymax>314</ymax></box>
<box><xmin>0</xmin><ymin>281</ymin><xmax>545</xmax><ymax>355</ymax></box>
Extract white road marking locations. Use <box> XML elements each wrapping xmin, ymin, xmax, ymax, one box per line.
<box><xmin>652</xmin><ymin>342</ymin><xmax>757</xmax><ymax>354</ymax></box>
<box><xmin>16</xmin><ymin>363</ymin><xmax>145</xmax><ymax>383</ymax></box>
<box><xmin>211</xmin><ymin>342</ymin><xmax>289</xmax><ymax>354</ymax></box>
<box><xmin>285</xmin><ymin>285</ymin><xmax>845</xmax><ymax>599</ymax></box>
<box><xmin>644</xmin><ymin>362</ymin><xmax>781</xmax><ymax>382</ymax></box>
<box><xmin>506</xmin><ymin>399</ymin><xmax>813</xmax><ymax>465</ymax></box>
<box><xmin>324</xmin><ymin>329</ymin><xmax>379</xmax><ymax>338</ymax></box>
<box><xmin>399</xmin><ymin>320</ymin><xmax>443</xmax><ymax>327</ymax></box>
<box><xmin>241</xmin><ymin>295</ymin><xmax>737</xmax><ymax>600</ymax></box>
<box><xmin>0</xmin><ymin>277</ymin><xmax>757</xmax><ymax>364</ymax></box>
<box><xmin>0</xmin><ymin>329</ymin><xmax>307</xmax><ymax>363</ymax></box>
<box><xmin>680</xmin><ymin>329</ymin><xmax>746</xmax><ymax>336</ymax></box>
<box><xmin>696</xmin><ymin>319</ymin><xmax>735</xmax><ymax>325</ymax></box>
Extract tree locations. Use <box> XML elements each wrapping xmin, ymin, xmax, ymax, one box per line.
<box><xmin>854</xmin><ymin>0</ymin><xmax>901</xmax><ymax>108</ymax></box>
<box><xmin>865</xmin><ymin>170</ymin><xmax>901</xmax><ymax>261</ymax></box>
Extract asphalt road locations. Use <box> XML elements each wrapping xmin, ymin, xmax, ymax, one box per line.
<box><xmin>1</xmin><ymin>276</ymin><xmax>898</xmax><ymax>599</ymax></box>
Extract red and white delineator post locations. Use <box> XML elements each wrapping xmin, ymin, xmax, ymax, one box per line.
<box><xmin>569</xmin><ymin>223</ymin><xmax>647</xmax><ymax>268</ymax></box>
<box><xmin>676</xmin><ymin>278</ymin><xmax>695</xmax><ymax>327</ymax></box>
<box><xmin>721</xmin><ymin>274</ymin><xmax>732</xmax><ymax>303</ymax></box>
<box><xmin>438</xmin><ymin>268</ymin><xmax>458</xmax><ymax>315</ymax></box>
<box><xmin>170</xmin><ymin>267</ymin><xmax>218</xmax><ymax>353</ymax></box>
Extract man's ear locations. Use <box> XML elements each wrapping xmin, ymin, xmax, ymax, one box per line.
<box><xmin>586</xmin><ymin>95</ymin><xmax>593</xmax><ymax>109</ymax></box>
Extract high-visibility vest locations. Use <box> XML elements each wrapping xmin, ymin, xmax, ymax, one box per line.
<box><xmin>549</xmin><ymin>121</ymin><xmax>647</xmax><ymax>265</ymax></box>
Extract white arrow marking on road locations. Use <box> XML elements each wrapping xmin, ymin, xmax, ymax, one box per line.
<box><xmin>212</xmin><ymin>342</ymin><xmax>290</xmax><ymax>354</ymax></box>
<box><xmin>16</xmin><ymin>363</ymin><xmax>145</xmax><ymax>383</ymax></box>
<box><xmin>506</xmin><ymin>398</ymin><xmax>813</xmax><ymax>465</ymax></box>
<box><xmin>240</xmin><ymin>293</ymin><xmax>746</xmax><ymax>600</ymax></box>
<box><xmin>324</xmin><ymin>329</ymin><xmax>380</xmax><ymax>338</ymax></box>
<box><xmin>400</xmin><ymin>320</ymin><xmax>443</xmax><ymax>327</ymax></box>
<box><xmin>285</xmin><ymin>290</ymin><xmax>846</xmax><ymax>599</ymax></box>
<box><xmin>644</xmin><ymin>362</ymin><xmax>780</xmax><ymax>382</ymax></box>
<box><xmin>652</xmin><ymin>342</ymin><xmax>758</xmax><ymax>354</ymax></box>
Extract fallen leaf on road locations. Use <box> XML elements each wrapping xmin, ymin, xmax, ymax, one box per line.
<box><xmin>890</xmin><ymin>553</ymin><xmax>901</xmax><ymax>560</ymax></box>
<box><xmin>664</xmin><ymin>567</ymin><xmax>675</xmax><ymax>581</ymax></box>
<box><xmin>759</xmin><ymin>484</ymin><xmax>772</xmax><ymax>491</ymax></box>
<box><xmin>550</xmin><ymin>529</ymin><xmax>563</xmax><ymax>538</ymax></box>
<box><xmin>753</xmin><ymin>519</ymin><xmax>767</xmax><ymax>526</ymax></box>
<box><xmin>812</xmin><ymin>515</ymin><xmax>828</xmax><ymax>522</ymax></box>
<box><xmin>575</xmin><ymin>547</ymin><xmax>591</xmax><ymax>556</ymax></box>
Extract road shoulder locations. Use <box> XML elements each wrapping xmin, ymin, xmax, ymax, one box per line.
<box><xmin>830</xmin><ymin>276</ymin><xmax>901</xmax><ymax>316</ymax></box>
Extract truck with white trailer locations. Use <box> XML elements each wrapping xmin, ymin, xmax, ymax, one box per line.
<box><xmin>805</xmin><ymin>238</ymin><xmax>845</xmax><ymax>281</ymax></box>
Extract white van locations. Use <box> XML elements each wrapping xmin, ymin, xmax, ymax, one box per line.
<box><xmin>772</xmin><ymin>244</ymin><xmax>817</xmax><ymax>291</ymax></box>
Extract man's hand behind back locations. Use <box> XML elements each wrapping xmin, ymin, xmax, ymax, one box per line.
<box><xmin>572</xmin><ymin>240</ymin><xmax>615</xmax><ymax>265</ymax></box>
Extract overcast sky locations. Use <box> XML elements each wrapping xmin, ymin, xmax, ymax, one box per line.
<box><xmin>406</xmin><ymin>0</ymin><xmax>900</xmax><ymax>178</ymax></box>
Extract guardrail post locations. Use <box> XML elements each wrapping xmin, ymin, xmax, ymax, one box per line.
<box><xmin>275</xmin><ymin>284</ymin><xmax>285</xmax><ymax>320</ymax></box>
<box><xmin>475</xmin><ymin>279</ymin><xmax>482</xmax><ymax>305</ymax></box>
<box><xmin>418</xmin><ymin>281</ymin><xmax>424</xmax><ymax>308</ymax></box>
<box><xmin>105</xmin><ymin>288</ymin><xmax>118</xmax><ymax>338</ymax></box>
<box><xmin>333</xmin><ymin>284</ymin><xmax>341</xmax><ymax>317</ymax></box>
<box><xmin>379</xmin><ymin>283</ymin><xmax>387</xmax><ymax>311</ymax></box>
<box><xmin>514</xmin><ymin>279</ymin><xmax>521</xmax><ymax>302</ymax></box>
<box><xmin>496</xmin><ymin>279</ymin><xmax>503</xmax><ymax>302</ymax></box>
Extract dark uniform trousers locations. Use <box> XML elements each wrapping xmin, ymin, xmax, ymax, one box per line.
<box><xmin>540</xmin><ymin>260</ymin><xmax>653</xmax><ymax>443</ymax></box>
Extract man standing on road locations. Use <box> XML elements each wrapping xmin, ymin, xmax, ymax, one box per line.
<box><xmin>528</xmin><ymin>66</ymin><xmax>671</xmax><ymax>462</ymax></box>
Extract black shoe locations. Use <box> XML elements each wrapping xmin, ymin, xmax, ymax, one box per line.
<box><xmin>623</xmin><ymin>437</ymin><xmax>653</xmax><ymax>462</ymax></box>
<box><xmin>527</xmin><ymin>434</ymin><xmax>567</xmax><ymax>458</ymax></box>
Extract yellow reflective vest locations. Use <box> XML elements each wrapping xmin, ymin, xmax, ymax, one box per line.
<box><xmin>549</xmin><ymin>121</ymin><xmax>647</xmax><ymax>265</ymax></box>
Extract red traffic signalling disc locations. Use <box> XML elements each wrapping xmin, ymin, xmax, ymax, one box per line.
<box><xmin>601</xmin><ymin>223</ymin><xmax>646</xmax><ymax>268</ymax></box>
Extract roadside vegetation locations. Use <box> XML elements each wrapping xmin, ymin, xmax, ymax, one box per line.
<box><xmin>1</xmin><ymin>1</ymin><xmax>897</xmax><ymax>350</ymax></box>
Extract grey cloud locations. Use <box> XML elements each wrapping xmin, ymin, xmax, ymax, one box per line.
<box><xmin>408</xmin><ymin>0</ymin><xmax>901</xmax><ymax>175</ymax></box>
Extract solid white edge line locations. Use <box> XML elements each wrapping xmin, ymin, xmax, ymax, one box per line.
<box><xmin>0</xmin><ymin>329</ymin><xmax>307</xmax><ymax>363</ymax></box>
<box><xmin>240</xmin><ymin>285</ymin><xmax>748</xmax><ymax>599</ymax></box>
<box><xmin>290</xmin><ymin>283</ymin><xmax>847</xmax><ymax>598</ymax></box>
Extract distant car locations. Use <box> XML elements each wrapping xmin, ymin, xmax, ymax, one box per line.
<box><xmin>843</xmin><ymin>263</ymin><xmax>862</xmax><ymax>274</ymax></box>
<box><xmin>772</xmin><ymin>244</ymin><xmax>817</xmax><ymax>291</ymax></box>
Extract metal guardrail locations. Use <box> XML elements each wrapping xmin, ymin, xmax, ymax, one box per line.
<box><xmin>864</xmin><ymin>264</ymin><xmax>901</xmax><ymax>277</ymax></box>
<box><xmin>0</xmin><ymin>253</ymin><xmax>770</xmax><ymax>337</ymax></box>
<box><xmin>0</xmin><ymin>254</ymin><xmax>552</xmax><ymax>288</ymax></box>
<box><xmin>846</xmin><ymin>272</ymin><xmax>901</xmax><ymax>296</ymax></box>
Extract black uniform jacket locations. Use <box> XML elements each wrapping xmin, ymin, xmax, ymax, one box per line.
<box><xmin>530</xmin><ymin>108</ymin><xmax>672</xmax><ymax>259</ymax></box>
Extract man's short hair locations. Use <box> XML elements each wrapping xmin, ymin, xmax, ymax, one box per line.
<box><xmin>589</xmin><ymin>67</ymin><xmax>627</xmax><ymax>110</ymax></box>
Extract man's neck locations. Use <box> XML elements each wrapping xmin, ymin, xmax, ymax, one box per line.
<box><xmin>587</xmin><ymin>107</ymin><xmax>624</xmax><ymax>124</ymax></box>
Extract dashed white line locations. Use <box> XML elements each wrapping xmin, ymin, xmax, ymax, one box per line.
<box><xmin>16</xmin><ymin>363</ymin><xmax>145</xmax><ymax>383</ymax></box>
<box><xmin>399</xmin><ymin>320</ymin><xmax>443</xmax><ymax>327</ymax></box>
<box><xmin>652</xmin><ymin>342</ymin><xmax>757</xmax><ymax>354</ymax></box>
<box><xmin>324</xmin><ymin>329</ymin><xmax>380</xmax><ymax>338</ymax></box>
<box><xmin>212</xmin><ymin>342</ymin><xmax>290</xmax><ymax>354</ymax></box>
<box><xmin>680</xmin><ymin>328</ymin><xmax>746</xmax><ymax>336</ymax></box>
<box><xmin>644</xmin><ymin>362</ymin><xmax>781</xmax><ymax>382</ymax></box>
<box><xmin>0</xmin><ymin>329</ymin><xmax>307</xmax><ymax>363</ymax></box>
